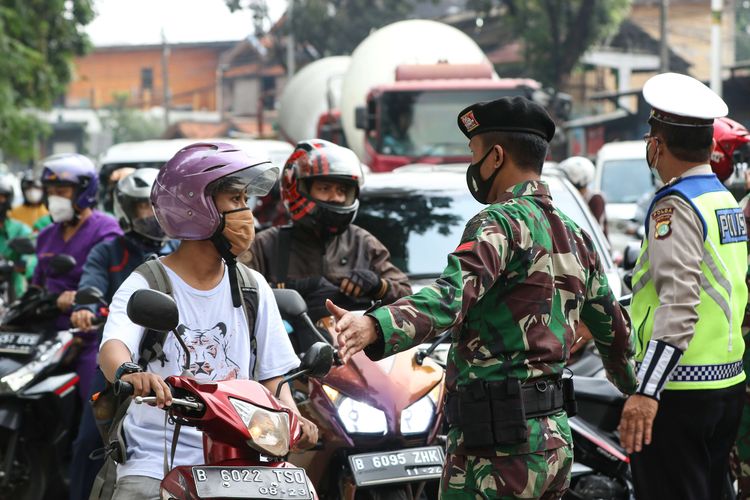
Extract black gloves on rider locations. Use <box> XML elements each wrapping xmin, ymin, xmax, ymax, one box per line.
<box><xmin>282</xmin><ymin>276</ymin><xmax>345</xmax><ymax>322</ymax></box>
<box><xmin>345</xmin><ymin>269</ymin><xmax>383</xmax><ymax>298</ymax></box>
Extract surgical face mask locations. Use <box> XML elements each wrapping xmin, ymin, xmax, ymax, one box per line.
<box><xmin>24</xmin><ymin>188</ymin><xmax>43</xmax><ymax>204</ymax></box>
<box><xmin>466</xmin><ymin>146</ymin><xmax>501</xmax><ymax>204</ymax></box>
<box><xmin>646</xmin><ymin>138</ymin><xmax>662</xmax><ymax>183</ymax></box>
<box><xmin>221</xmin><ymin>208</ymin><xmax>255</xmax><ymax>256</ymax></box>
<box><xmin>48</xmin><ymin>195</ymin><xmax>75</xmax><ymax>223</ymax></box>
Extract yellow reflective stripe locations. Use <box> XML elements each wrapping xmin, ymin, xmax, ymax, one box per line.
<box><xmin>703</xmin><ymin>237</ymin><xmax>735</xmax><ymax>351</ymax></box>
<box><xmin>700</xmin><ymin>273</ymin><xmax>732</xmax><ymax>322</ymax></box>
<box><xmin>631</xmin><ymin>248</ymin><xmax>650</xmax><ymax>296</ymax></box>
<box><xmin>631</xmin><ymin>269</ymin><xmax>650</xmax><ymax>295</ymax></box>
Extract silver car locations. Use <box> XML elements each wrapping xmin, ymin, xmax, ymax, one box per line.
<box><xmin>356</xmin><ymin>164</ymin><xmax>621</xmax><ymax>299</ymax></box>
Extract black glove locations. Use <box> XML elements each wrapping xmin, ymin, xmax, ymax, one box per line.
<box><xmin>342</xmin><ymin>269</ymin><xmax>383</xmax><ymax>298</ymax></box>
<box><xmin>284</xmin><ymin>276</ymin><xmax>344</xmax><ymax>321</ymax></box>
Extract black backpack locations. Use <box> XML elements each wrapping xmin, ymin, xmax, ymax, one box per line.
<box><xmin>89</xmin><ymin>259</ymin><xmax>260</xmax><ymax>500</ymax></box>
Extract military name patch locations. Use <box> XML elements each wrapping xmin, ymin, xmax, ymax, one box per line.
<box><xmin>716</xmin><ymin>207</ymin><xmax>748</xmax><ymax>244</ymax></box>
<box><xmin>652</xmin><ymin>207</ymin><xmax>674</xmax><ymax>240</ymax></box>
<box><xmin>460</xmin><ymin>110</ymin><xmax>480</xmax><ymax>132</ymax></box>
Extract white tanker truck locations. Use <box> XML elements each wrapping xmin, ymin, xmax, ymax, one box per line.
<box><xmin>278</xmin><ymin>20</ymin><xmax>565</xmax><ymax>171</ymax></box>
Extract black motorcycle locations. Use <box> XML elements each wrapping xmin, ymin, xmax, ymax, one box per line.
<box><xmin>0</xmin><ymin>255</ymin><xmax>102</xmax><ymax>500</ymax></box>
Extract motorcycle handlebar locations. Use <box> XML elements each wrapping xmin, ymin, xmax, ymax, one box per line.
<box><xmin>114</xmin><ymin>379</ymin><xmax>133</xmax><ymax>397</ymax></box>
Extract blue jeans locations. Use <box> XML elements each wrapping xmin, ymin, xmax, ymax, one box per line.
<box><xmin>69</xmin><ymin>367</ymin><xmax>106</xmax><ymax>500</ymax></box>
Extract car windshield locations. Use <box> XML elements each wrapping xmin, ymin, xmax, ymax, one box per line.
<box><xmin>377</xmin><ymin>89</ymin><xmax>529</xmax><ymax>157</ymax></box>
<box><xmin>601</xmin><ymin>159</ymin><xmax>653</xmax><ymax>203</ymax></box>
<box><xmin>357</xmin><ymin>175</ymin><xmax>607</xmax><ymax>277</ymax></box>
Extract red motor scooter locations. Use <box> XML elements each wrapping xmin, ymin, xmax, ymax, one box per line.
<box><xmin>115</xmin><ymin>288</ymin><xmax>334</xmax><ymax>500</ymax></box>
<box><xmin>272</xmin><ymin>289</ymin><xmax>447</xmax><ymax>500</ymax></box>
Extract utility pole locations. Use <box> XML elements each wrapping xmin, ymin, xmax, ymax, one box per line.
<box><xmin>711</xmin><ymin>0</ymin><xmax>723</xmax><ymax>96</ymax></box>
<box><xmin>286</xmin><ymin>0</ymin><xmax>295</xmax><ymax>77</ymax></box>
<box><xmin>660</xmin><ymin>0</ymin><xmax>670</xmax><ymax>72</ymax></box>
<box><xmin>161</xmin><ymin>28</ymin><xmax>171</xmax><ymax>129</ymax></box>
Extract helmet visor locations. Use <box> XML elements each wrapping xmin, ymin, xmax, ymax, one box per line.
<box><xmin>132</xmin><ymin>215</ymin><xmax>168</xmax><ymax>242</ymax></box>
<box><xmin>207</xmin><ymin>162</ymin><xmax>280</xmax><ymax>198</ymax></box>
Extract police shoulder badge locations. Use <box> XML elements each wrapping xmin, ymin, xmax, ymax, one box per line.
<box><xmin>460</xmin><ymin>110</ymin><xmax>480</xmax><ymax>132</ymax></box>
<box><xmin>652</xmin><ymin>207</ymin><xmax>674</xmax><ymax>240</ymax></box>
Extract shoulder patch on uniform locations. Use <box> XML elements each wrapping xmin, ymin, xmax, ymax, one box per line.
<box><xmin>652</xmin><ymin>207</ymin><xmax>674</xmax><ymax>240</ymax></box>
<box><xmin>716</xmin><ymin>207</ymin><xmax>748</xmax><ymax>244</ymax></box>
<box><xmin>651</xmin><ymin>207</ymin><xmax>674</xmax><ymax>221</ymax></box>
<box><xmin>460</xmin><ymin>110</ymin><xmax>479</xmax><ymax>132</ymax></box>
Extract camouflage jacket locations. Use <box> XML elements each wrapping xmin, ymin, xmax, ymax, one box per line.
<box><xmin>367</xmin><ymin>180</ymin><xmax>637</xmax><ymax>456</ymax></box>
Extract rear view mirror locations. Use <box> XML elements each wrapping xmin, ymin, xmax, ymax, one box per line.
<box><xmin>355</xmin><ymin>106</ymin><xmax>368</xmax><ymax>130</ymax></box>
<box><xmin>355</xmin><ymin>106</ymin><xmax>376</xmax><ymax>131</ymax></box>
<box><xmin>300</xmin><ymin>342</ymin><xmax>334</xmax><ymax>379</ymax></box>
<box><xmin>622</xmin><ymin>242</ymin><xmax>641</xmax><ymax>270</ymax></box>
<box><xmin>48</xmin><ymin>254</ymin><xmax>76</xmax><ymax>276</ymax></box>
<box><xmin>76</xmin><ymin>286</ymin><xmax>106</xmax><ymax>306</ymax></box>
<box><xmin>272</xmin><ymin>288</ymin><xmax>307</xmax><ymax>318</ymax></box>
<box><xmin>8</xmin><ymin>237</ymin><xmax>35</xmax><ymax>255</ymax></box>
<box><xmin>126</xmin><ymin>289</ymin><xmax>179</xmax><ymax>332</ymax></box>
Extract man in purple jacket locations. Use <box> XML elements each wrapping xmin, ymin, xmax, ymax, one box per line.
<box><xmin>32</xmin><ymin>153</ymin><xmax>122</xmax><ymax>401</ymax></box>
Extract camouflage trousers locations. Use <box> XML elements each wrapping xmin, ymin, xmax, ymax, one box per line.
<box><xmin>439</xmin><ymin>445</ymin><xmax>574</xmax><ymax>499</ymax></box>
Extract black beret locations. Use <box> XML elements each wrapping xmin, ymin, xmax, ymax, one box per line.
<box><xmin>457</xmin><ymin>96</ymin><xmax>556</xmax><ymax>142</ymax></box>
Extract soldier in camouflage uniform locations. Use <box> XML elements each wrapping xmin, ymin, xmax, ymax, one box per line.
<box><xmin>327</xmin><ymin>96</ymin><xmax>637</xmax><ymax>499</ymax></box>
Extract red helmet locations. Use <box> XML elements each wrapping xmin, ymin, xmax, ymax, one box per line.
<box><xmin>282</xmin><ymin>139</ymin><xmax>363</xmax><ymax>236</ymax></box>
<box><xmin>711</xmin><ymin>117</ymin><xmax>750</xmax><ymax>182</ymax></box>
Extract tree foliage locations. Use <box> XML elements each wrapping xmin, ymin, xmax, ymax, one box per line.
<box><xmin>467</xmin><ymin>0</ymin><xmax>630</xmax><ymax>88</ymax></box>
<box><xmin>99</xmin><ymin>93</ymin><xmax>164</xmax><ymax>145</ymax></box>
<box><xmin>226</xmin><ymin>0</ymin><xmax>421</xmax><ymax>57</ymax></box>
<box><xmin>0</xmin><ymin>0</ymin><xmax>94</xmax><ymax>161</ymax></box>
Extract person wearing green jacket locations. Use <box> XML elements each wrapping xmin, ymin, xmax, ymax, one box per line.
<box><xmin>0</xmin><ymin>175</ymin><xmax>35</xmax><ymax>300</ymax></box>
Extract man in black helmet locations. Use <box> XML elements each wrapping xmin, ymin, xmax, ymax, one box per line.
<box><xmin>242</xmin><ymin>139</ymin><xmax>411</xmax><ymax>342</ymax></box>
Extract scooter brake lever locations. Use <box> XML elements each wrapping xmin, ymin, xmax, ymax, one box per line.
<box><xmin>134</xmin><ymin>396</ymin><xmax>204</xmax><ymax>410</ymax></box>
<box><xmin>333</xmin><ymin>350</ymin><xmax>344</xmax><ymax>366</ymax></box>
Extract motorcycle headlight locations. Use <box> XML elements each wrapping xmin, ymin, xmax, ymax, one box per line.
<box><xmin>400</xmin><ymin>384</ymin><xmax>440</xmax><ymax>435</ymax></box>
<box><xmin>0</xmin><ymin>331</ymin><xmax>73</xmax><ymax>394</ymax></box>
<box><xmin>323</xmin><ymin>384</ymin><xmax>387</xmax><ymax>435</ymax></box>
<box><xmin>230</xmin><ymin>398</ymin><xmax>290</xmax><ymax>457</ymax></box>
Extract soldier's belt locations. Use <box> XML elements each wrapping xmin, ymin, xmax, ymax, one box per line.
<box><xmin>445</xmin><ymin>377</ymin><xmax>569</xmax><ymax>449</ymax></box>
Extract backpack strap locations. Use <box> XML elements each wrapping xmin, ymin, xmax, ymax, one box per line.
<box><xmin>236</xmin><ymin>263</ymin><xmax>260</xmax><ymax>378</ymax></box>
<box><xmin>133</xmin><ymin>258</ymin><xmax>173</xmax><ymax>369</ymax></box>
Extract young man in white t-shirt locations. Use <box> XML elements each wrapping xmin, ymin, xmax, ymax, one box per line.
<box><xmin>99</xmin><ymin>142</ymin><xmax>318</xmax><ymax>500</ymax></box>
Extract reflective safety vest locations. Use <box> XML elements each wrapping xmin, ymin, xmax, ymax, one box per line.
<box><xmin>631</xmin><ymin>174</ymin><xmax>748</xmax><ymax>390</ymax></box>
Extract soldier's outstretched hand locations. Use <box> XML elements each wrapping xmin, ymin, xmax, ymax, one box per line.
<box><xmin>326</xmin><ymin>299</ymin><xmax>378</xmax><ymax>364</ymax></box>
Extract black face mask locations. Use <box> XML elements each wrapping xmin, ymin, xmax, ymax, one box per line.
<box><xmin>466</xmin><ymin>146</ymin><xmax>502</xmax><ymax>204</ymax></box>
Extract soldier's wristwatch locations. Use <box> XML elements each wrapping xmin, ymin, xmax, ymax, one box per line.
<box><xmin>115</xmin><ymin>362</ymin><xmax>142</xmax><ymax>381</ymax></box>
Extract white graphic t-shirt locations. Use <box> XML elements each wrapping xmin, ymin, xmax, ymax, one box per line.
<box><xmin>100</xmin><ymin>262</ymin><xmax>300</xmax><ymax>480</ymax></box>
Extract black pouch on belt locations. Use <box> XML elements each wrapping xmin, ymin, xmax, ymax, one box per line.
<box><xmin>562</xmin><ymin>377</ymin><xmax>577</xmax><ymax>417</ymax></box>
<box><xmin>457</xmin><ymin>379</ymin><xmax>495</xmax><ymax>449</ymax></box>
<box><xmin>488</xmin><ymin>378</ymin><xmax>528</xmax><ymax>446</ymax></box>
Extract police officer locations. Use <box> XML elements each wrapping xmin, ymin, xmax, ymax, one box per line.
<box><xmin>618</xmin><ymin>73</ymin><xmax>748</xmax><ymax>500</ymax></box>
<box><xmin>327</xmin><ymin>96</ymin><xmax>637</xmax><ymax>499</ymax></box>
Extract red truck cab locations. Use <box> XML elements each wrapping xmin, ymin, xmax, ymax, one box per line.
<box><xmin>354</xmin><ymin>64</ymin><xmax>541</xmax><ymax>172</ymax></box>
